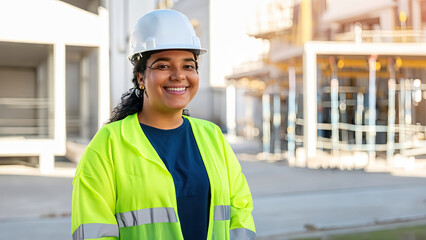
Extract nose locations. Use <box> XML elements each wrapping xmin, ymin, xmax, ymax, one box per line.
<box><xmin>170</xmin><ymin>68</ymin><xmax>186</xmax><ymax>81</ymax></box>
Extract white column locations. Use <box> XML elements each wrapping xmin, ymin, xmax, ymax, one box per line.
<box><xmin>80</xmin><ymin>57</ymin><xmax>90</xmax><ymax>140</ymax></box>
<box><xmin>303</xmin><ymin>45</ymin><xmax>317</xmax><ymax>160</ymax></box>
<box><xmin>226</xmin><ymin>81</ymin><xmax>237</xmax><ymax>137</ymax></box>
<box><xmin>399</xmin><ymin>78</ymin><xmax>406</xmax><ymax>156</ymax></box>
<box><xmin>37</xmin><ymin>59</ymin><xmax>48</xmax><ymax>137</ymax></box>
<box><xmin>244</xmin><ymin>94</ymin><xmax>254</xmax><ymax>139</ymax></box>
<box><xmin>53</xmin><ymin>43</ymin><xmax>66</xmax><ymax>151</ymax></box>
<box><xmin>387</xmin><ymin>57</ymin><xmax>396</xmax><ymax>165</ymax></box>
<box><xmin>98</xmin><ymin>7</ymin><xmax>111</xmax><ymax>128</ymax></box>
<box><xmin>368</xmin><ymin>55</ymin><xmax>377</xmax><ymax>165</ymax></box>
<box><xmin>340</xmin><ymin>92</ymin><xmax>349</xmax><ymax>144</ymax></box>
<box><xmin>47</xmin><ymin>46</ymin><xmax>55</xmax><ymax>139</ymax></box>
<box><xmin>273</xmin><ymin>93</ymin><xmax>281</xmax><ymax>155</ymax></box>
<box><xmin>41</xmin><ymin>41</ymin><xmax>66</xmax><ymax>173</ymax></box>
<box><xmin>329</xmin><ymin>57</ymin><xmax>339</xmax><ymax>159</ymax></box>
<box><xmin>404</xmin><ymin>78</ymin><xmax>412</xmax><ymax>148</ymax></box>
<box><xmin>262</xmin><ymin>93</ymin><xmax>271</xmax><ymax>153</ymax></box>
<box><xmin>355</xmin><ymin>93</ymin><xmax>364</xmax><ymax>151</ymax></box>
<box><xmin>288</xmin><ymin>66</ymin><xmax>296</xmax><ymax>165</ymax></box>
<box><xmin>331</xmin><ymin>76</ymin><xmax>340</xmax><ymax>157</ymax></box>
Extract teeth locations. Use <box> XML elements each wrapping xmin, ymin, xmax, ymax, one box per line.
<box><xmin>166</xmin><ymin>87</ymin><xmax>186</xmax><ymax>91</ymax></box>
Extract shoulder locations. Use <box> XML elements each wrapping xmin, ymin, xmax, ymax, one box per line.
<box><xmin>185</xmin><ymin>116</ymin><xmax>221</xmax><ymax>133</ymax></box>
<box><xmin>185</xmin><ymin>116</ymin><xmax>225</xmax><ymax>144</ymax></box>
<box><xmin>87</xmin><ymin>118</ymin><xmax>125</xmax><ymax>148</ymax></box>
<box><xmin>74</xmin><ymin>120</ymin><xmax>125</xmax><ymax>179</ymax></box>
<box><xmin>96</xmin><ymin>120</ymin><xmax>122</xmax><ymax>138</ymax></box>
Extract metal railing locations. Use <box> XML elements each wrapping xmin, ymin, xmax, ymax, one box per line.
<box><xmin>288</xmin><ymin>118</ymin><xmax>426</xmax><ymax>154</ymax></box>
<box><xmin>248</xmin><ymin>0</ymin><xmax>294</xmax><ymax>38</ymax></box>
<box><xmin>231</xmin><ymin>56</ymin><xmax>268</xmax><ymax>75</ymax></box>
<box><xmin>334</xmin><ymin>29</ymin><xmax>426</xmax><ymax>43</ymax></box>
<box><xmin>0</xmin><ymin>97</ymin><xmax>52</xmax><ymax>137</ymax></box>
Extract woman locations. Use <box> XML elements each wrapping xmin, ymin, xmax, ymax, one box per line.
<box><xmin>71</xmin><ymin>9</ymin><xmax>255</xmax><ymax>240</ymax></box>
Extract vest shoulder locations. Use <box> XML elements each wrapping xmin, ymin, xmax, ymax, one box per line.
<box><xmin>185</xmin><ymin>117</ymin><xmax>226</xmax><ymax>139</ymax></box>
<box><xmin>89</xmin><ymin>119</ymin><xmax>123</xmax><ymax>144</ymax></box>
<box><xmin>186</xmin><ymin>117</ymin><xmax>219</xmax><ymax>129</ymax></box>
<box><xmin>103</xmin><ymin>119</ymin><xmax>123</xmax><ymax>131</ymax></box>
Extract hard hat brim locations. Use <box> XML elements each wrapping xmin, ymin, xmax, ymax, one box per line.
<box><xmin>128</xmin><ymin>47</ymin><xmax>207</xmax><ymax>62</ymax></box>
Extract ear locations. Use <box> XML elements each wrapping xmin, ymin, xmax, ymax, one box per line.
<box><xmin>137</xmin><ymin>72</ymin><xmax>144</xmax><ymax>86</ymax></box>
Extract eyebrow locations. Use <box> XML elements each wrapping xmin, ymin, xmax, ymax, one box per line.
<box><xmin>149</xmin><ymin>57</ymin><xmax>196</xmax><ymax>66</ymax></box>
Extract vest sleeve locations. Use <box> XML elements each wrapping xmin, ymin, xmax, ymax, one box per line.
<box><xmin>72</xmin><ymin>145</ymin><xmax>118</xmax><ymax>240</ymax></box>
<box><xmin>222</xmin><ymin>133</ymin><xmax>256</xmax><ymax>239</ymax></box>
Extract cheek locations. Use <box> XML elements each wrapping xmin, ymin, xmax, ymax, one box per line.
<box><xmin>191</xmin><ymin>76</ymin><xmax>200</xmax><ymax>91</ymax></box>
<box><xmin>144</xmin><ymin>74</ymin><xmax>161</xmax><ymax>89</ymax></box>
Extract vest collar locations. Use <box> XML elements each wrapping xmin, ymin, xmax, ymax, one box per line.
<box><xmin>121</xmin><ymin>113</ymin><xmax>166</xmax><ymax>168</ymax></box>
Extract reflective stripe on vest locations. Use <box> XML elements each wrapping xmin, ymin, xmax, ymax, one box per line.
<box><xmin>72</xmin><ymin>223</ymin><xmax>119</xmax><ymax>240</ymax></box>
<box><xmin>214</xmin><ymin>205</ymin><xmax>231</xmax><ymax>221</ymax></box>
<box><xmin>115</xmin><ymin>207</ymin><xmax>177</xmax><ymax>228</ymax></box>
<box><xmin>230</xmin><ymin>228</ymin><xmax>256</xmax><ymax>240</ymax></box>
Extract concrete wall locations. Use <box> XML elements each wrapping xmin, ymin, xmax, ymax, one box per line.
<box><xmin>66</xmin><ymin>62</ymin><xmax>80</xmax><ymax>137</ymax></box>
<box><xmin>88</xmin><ymin>50</ymin><xmax>99</xmax><ymax>138</ymax></box>
<box><xmin>36</xmin><ymin>57</ymin><xmax>51</xmax><ymax>137</ymax></box>
<box><xmin>0</xmin><ymin>67</ymin><xmax>36</xmax><ymax>122</ymax></box>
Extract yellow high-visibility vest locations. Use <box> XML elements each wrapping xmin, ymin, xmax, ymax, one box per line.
<box><xmin>72</xmin><ymin>113</ymin><xmax>256</xmax><ymax>239</ymax></box>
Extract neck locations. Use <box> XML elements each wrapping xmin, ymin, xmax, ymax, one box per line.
<box><xmin>138</xmin><ymin>108</ymin><xmax>184</xmax><ymax>130</ymax></box>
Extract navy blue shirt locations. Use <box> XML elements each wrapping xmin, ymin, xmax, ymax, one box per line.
<box><xmin>140</xmin><ymin>118</ymin><xmax>210</xmax><ymax>240</ymax></box>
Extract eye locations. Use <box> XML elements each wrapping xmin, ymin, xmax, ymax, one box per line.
<box><xmin>156</xmin><ymin>64</ymin><xmax>170</xmax><ymax>70</ymax></box>
<box><xmin>184</xmin><ymin>64</ymin><xmax>196</xmax><ymax>70</ymax></box>
<box><xmin>148</xmin><ymin>62</ymin><xmax>171</xmax><ymax>70</ymax></box>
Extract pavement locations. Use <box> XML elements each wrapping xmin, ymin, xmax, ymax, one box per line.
<box><xmin>1</xmin><ymin>137</ymin><xmax>426</xmax><ymax>239</ymax></box>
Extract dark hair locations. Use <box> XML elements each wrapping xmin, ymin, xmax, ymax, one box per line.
<box><xmin>108</xmin><ymin>50</ymin><xmax>199</xmax><ymax>123</ymax></box>
<box><xmin>108</xmin><ymin>52</ymin><xmax>153</xmax><ymax>123</ymax></box>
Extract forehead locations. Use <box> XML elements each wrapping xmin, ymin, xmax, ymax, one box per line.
<box><xmin>148</xmin><ymin>50</ymin><xmax>195</xmax><ymax>62</ymax></box>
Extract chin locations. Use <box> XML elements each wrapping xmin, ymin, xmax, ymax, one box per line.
<box><xmin>168</xmin><ymin>102</ymin><xmax>190</xmax><ymax>111</ymax></box>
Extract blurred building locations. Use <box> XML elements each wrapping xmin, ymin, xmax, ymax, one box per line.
<box><xmin>169</xmin><ymin>0</ymin><xmax>267</xmax><ymax>129</ymax></box>
<box><xmin>0</xmin><ymin>0</ymin><xmax>110</xmax><ymax>173</ymax></box>
<box><xmin>0</xmin><ymin>0</ymin><xmax>236</xmax><ymax>173</ymax></box>
<box><xmin>227</xmin><ymin>0</ymin><xmax>426</xmax><ymax>169</ymax></box>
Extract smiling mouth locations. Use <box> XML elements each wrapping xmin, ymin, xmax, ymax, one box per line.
<box><xmin>165</xmin><ymin>87</ymin><xmax>187</xmax><ymax>92</ymax></box>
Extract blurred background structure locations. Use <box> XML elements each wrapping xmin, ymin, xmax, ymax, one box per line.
<box><xmin>0</xmin><ymin>0</ymin><xmax>265</xmax><ymax>172</ymax></box>
<box><xmin>226</xmin><ymin>0</ymin><xmax>426</xmax><ymax>171</ymax></box>
<box><xmin>0</xmin><ymin>0</ymin><xmax>110</xmax><ymax>173</ymax></box>
<box><xmin>2</xmin><ymin>0</ymin><xmax>426</xmax><ymax>173</ymax></box>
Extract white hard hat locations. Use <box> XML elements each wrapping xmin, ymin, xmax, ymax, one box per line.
<box><xmin>128</xmin><ymin>9</ymin><xmax>207</xmax><ymax>62</ymax></box>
